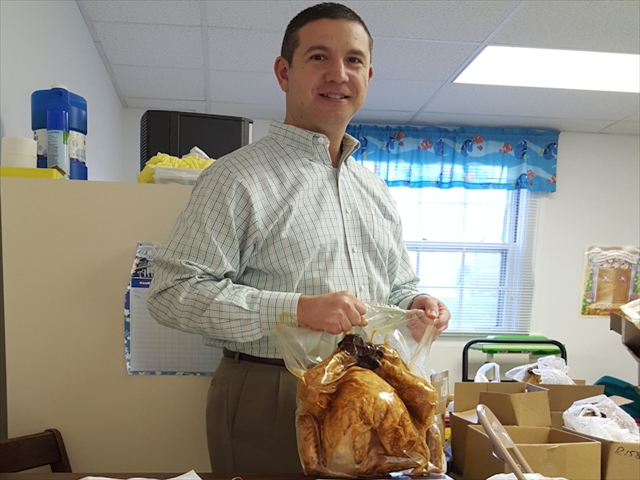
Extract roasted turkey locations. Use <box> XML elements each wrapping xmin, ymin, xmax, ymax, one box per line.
<box><xmin>296</xmin><ymin>334</ymin><xmax>444</xmax><ymax>477</ymax></box>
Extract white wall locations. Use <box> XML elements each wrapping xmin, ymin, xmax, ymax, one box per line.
<box><xmin>531</xmin><ymin>132</ymin><xmax>639</xmax><ymax>384</ymax></box>
<box><xmin>427</xmin><ymin>133</ymin><xmax>640</xmax><ymax>385</ymax></box>
<box><xmin>0</xmin><ymin>0</ymin><xmax>125</xmax><ymax>182</ymax></box>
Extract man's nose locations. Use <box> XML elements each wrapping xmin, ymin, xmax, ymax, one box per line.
<box><xmin>325</xmin><ymin>58</ymin><xmax>349</xmax><ymax>83</ymax></box>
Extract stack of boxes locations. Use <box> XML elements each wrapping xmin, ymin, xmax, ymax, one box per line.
<box><xmin>448</xmin><ymin>380</ymin><xmax>640</xmax><ymax>480</ymax></box>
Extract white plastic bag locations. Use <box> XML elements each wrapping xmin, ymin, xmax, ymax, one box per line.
<box><xmin>563</xmin><ymin>394</ymin><xmax>640</xmax><ymax>442</ymax></box>
<box><xmin>505</xmin><ymin>355</ymin><xmax>575</xmax><ymax>385</ymax></box>
<box><xmin>474</xmin><ymin>362</ymin><xmax>501</xmax><ymax>382</ymax></box>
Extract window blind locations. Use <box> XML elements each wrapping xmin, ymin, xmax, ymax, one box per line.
<box><xmin>390</xmin><ymin>187</ymin><xmax>541</xmax><ymax>335</ymax></box>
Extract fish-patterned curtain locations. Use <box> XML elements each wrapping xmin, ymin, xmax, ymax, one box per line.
<box><xmin>346</xmin><ymin>124</ymin><xmax>560</xmax><ymax>192</ymax></box>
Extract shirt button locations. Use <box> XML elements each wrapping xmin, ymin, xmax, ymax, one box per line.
<box><xmin>352</xmin><ymin>246</ymin><xmax>358</xmax><ymax>253</ymax></box>
<box><xmin>305</xmin><ymin>154</ymin><xmax>313</xmax><ymax>160</ymax></box>
<box><xmin>359</xmin><ymin>285</ymin><xmax>365</xmax><ymax>292</ymax></box>
<box><xmin>317</xmin><ymin>137</ymin><xmax>325</xmax><ymax>144</ymax></box>
<box><xmin>346</xmin><ymin>207</ymin><xmax>352</xmax><ymax>214</ymax></box>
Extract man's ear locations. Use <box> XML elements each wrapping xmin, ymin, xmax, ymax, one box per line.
<box><xmin>274</xmin><ymin>56</ymin><xmax>290</xmax><ymax>93</ymax></box>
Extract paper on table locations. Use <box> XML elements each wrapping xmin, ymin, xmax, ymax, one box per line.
<box><xmin>81</xmin><ymin>470</ymin><xmax>202</xmax><ymax>480</ymax></box>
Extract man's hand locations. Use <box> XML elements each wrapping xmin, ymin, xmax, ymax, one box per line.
<box><xmin>408</xmin><ymin>295</ymin><xmax>450</xmax><ymax>339</ymax></box>
<box><xmin>297</xmin><ymin>291</ymin><xmax>368</xmax><ymax>334</ymax></box>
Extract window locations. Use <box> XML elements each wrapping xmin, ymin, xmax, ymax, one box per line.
<box><xmin>391</xmin><ymin>187</ymin><xmax>540</xmax><ymax>335</ymax></box>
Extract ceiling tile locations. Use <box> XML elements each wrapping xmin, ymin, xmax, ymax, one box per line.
<box><xmin>352</xmin><ymin>109</ymin><xmax>416</xmax><ymax>124</ymax></box>
<box><xmin>599</xmin><ymin>121</ymin><xmax>640</xmax><ymax>136</ymax></box>
<box><xmin>364</xmin><ymin>79</ymin><xmax>441</xmax><ymax>112</ymax></box>
<box><xmin>208</xmin><ymin>27</ymin><xmax>281</xmax><ymax>73</ymax></box>
<box><xmin>423</xmin><ymin>83</ymin><xmax>640</xmax><ymax>121</ymax></box>
<box><xmin>206</xmin><ymin>0</ymin><xmax>315</xmax><ymax>30</ymax></box>
<box><xmin>624</xmin><ymin>111</ymin><xmax>640</xmax><ymax>122</ymax></box>
<box><xmin>491</xmin><ymin>0</ymin><xmax>640</xmax><ymax>54</ymax></box>
<box><xmin>373</xmin><ymin>38</ymin><xmax>478</xmax><ymax>81</ymax></box>
<box><xmin>125</xmin><ymin>98</ymin><xmax>207</xmax><ymax>113</ymax></box>
<box><xmin>113</xmin><ymin>65</ymin><xmax>205</xmax><ymax>100</ymax></box>
<box><xmin>94</xmin><ymin>22</ymin><xmax>203</xmax><ymax>68</ymax></box>
<box><xmin>208</xmin><ymin>102</ymin><xmax>285</xmax><ymax>121</ymax></box>
<box><xmin>209</xmin><ymin>71</ymin><xmax>283</xmax><ymax>105</ymax></box>
<box><xmin>80</xmin><ymin>0</ymin><xmax>201</xmax><ymax>25</ymax></box>
<box><xmin>349</xmin><ymin>0</ymin><xmax>520</xmax><ymax>42</ymax></box>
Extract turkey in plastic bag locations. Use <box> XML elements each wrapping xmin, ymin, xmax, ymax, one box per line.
<box><xmin>505</xmin><ymin>355</ymin><xmax>575</xmax><ymax>385</ymax></box>
<box><xmin>563</xmin><ymin>394</ymin><xmax>640</xmax><ymax>442</ymax></box>
<box><xmin>274</xmin><ymin>303</ymin><xmax>445</xmax><ymax>477</ymax></box>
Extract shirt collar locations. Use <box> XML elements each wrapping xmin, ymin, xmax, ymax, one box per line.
<box><xmin>268</xmin><ymin>120</ymin><xmax>360</xmax><ymax>165</ymax></box>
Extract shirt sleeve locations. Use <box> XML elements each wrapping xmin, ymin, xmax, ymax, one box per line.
<box><xmin>147</xmin><ymin>163</ymin><xmax>300</xmax><ymax>343</ymax></box>
<box><xmin>387</xmin><ymin>242</ymin><xmax>422</xmax><ymax>308</ymax></box>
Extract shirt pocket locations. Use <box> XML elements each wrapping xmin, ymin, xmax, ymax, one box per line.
<box><xmin>359</xmin><ymin>209</ymin><xmax>402</xmax><ymax>264</ymax></box>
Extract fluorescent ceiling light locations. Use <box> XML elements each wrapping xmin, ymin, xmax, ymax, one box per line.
<box><xmin>455</xmin><ymin>46</ymin><xmax>640</xmax><ymax>93</ymax></box>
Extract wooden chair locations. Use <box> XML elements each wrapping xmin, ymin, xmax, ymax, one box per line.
<box><xmin>0</xmin><ymin>428</ymin><xmax>72</xmax><ymax>473</ymax></box>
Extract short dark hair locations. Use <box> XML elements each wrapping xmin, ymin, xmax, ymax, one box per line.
<box><xmin>280</xmin><ymin>2</ymin><xmax>373</xmax><ymax>65</ymax></box>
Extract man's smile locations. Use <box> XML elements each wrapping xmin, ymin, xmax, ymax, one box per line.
<box><xmin>320</xmin><ymin>93</ymin><xmax>349</xmax><ymax>99</ymax></box>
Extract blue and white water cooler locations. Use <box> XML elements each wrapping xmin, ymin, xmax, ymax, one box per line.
<box><xmin>31</xmin><ymin>85</ymin><xmax>88</xmax><ymax>180</ymax></box>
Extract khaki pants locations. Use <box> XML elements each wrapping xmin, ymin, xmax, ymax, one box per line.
<box><xmin>206</xmin><ymin>356</ymin><xmax>302</xmax><ymax>474</ymax></box>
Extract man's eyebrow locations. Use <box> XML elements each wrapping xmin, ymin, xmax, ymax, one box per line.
<box><xmin>303</xmin><ymin>45</ymin><xmax>368</xmax><ymax>58</ymax></box>
<box><xmin>303</xmin><ymin>45</ymin><xmax>329</xmax><ymax>55</ymax></box>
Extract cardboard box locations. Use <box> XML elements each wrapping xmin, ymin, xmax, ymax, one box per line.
<box><xmin>565</xmin><ymin>429</ymin><xmax>640</xmax><ymax>480</ymax></box>
<box><xmin>450</xmin><ymin>382</ymin><xmax>548</xmax><ymax>473</ymax></box>
<box><xmin>543</xmin><ymin>383</ymin><xmax>605</xmax><ymax>412</ymax></box>
<box><xmin>453</xmin><ymin>381</ymin><xmax>524</xmax><ymax>412</ymax></box>
<box><xmin>431</xmin><ymin>370</ymin><xmax>450</xmax><ymax>415</ymax></box>
<box><xmin>463</xmin><ymin>425</ymin><xmax>601</xmax><ymax>480</ymax></box>
<box><xmin>478</xmin><ymin>389</ymin><xmax>551</xmax><ymax>427</ymax></box>
<box><xmin>550</xmin><ymin>411</ymin><xmax>564</xmax><ymax>429</ymax></box>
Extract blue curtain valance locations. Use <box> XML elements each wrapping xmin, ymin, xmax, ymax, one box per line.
<box><xmin>346</xmin><ymin>124</ymin><xmax>559</xmax><ymax>192</ymax></box>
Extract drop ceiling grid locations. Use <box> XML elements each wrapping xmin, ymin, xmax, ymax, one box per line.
<box><xmin>75</xmin><ymin>0</ymin><xmax>639</xmax><ymax>135</ymax></box>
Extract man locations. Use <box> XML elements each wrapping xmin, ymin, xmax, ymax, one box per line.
<box><xmin>148</xmin><ymin>2</ymin><xmax>450</xmax><ymax>474</ymax></box>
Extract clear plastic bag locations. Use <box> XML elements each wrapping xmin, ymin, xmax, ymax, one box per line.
<box><xmin>563</xmin><ymin>394</ymin><xmax>640</xmax><ymax>442</ymax></box>
<box><xmin>274</xmin><ymin>303</ymin><xmax>445</xmax><ymax>477</ymax></box>
<box><xmin>505</xmin><ymin>355</ymin><xmax>575</xmax><ymax>385</ymax></box>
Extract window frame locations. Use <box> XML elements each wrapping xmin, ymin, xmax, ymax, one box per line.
<box><xmin>391</xmin><ymin>188</ymin><xmax>538</xmax><ymax>336</ymax></box>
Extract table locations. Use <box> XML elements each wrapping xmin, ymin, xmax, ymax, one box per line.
<box><xmin>0</xmin><ymin>473</ymin><xmax>454</xmax><ymax>480</ymax></box>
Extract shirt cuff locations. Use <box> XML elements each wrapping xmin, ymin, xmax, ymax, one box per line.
<box><xmin>259</xmin><ymin>291</ymin><xmax>302</xmax><ymax>331</ymax></box>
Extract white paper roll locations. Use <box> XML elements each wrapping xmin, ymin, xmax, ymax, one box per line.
<box><xmin>1</xmin><ymin>136</ymin><xmax>37</xmax><ymax>168</ymax></box>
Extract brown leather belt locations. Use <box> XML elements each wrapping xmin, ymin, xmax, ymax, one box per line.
<box><xmin>223</xmin><ymin>347</ymin><xmax>286</xmax><ymax>367</ymax></box>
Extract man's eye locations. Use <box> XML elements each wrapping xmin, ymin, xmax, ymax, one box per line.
<box><xmin>347</xmin><ymin>57</ymin><xmax>363</xmax><ymax>64</ymax></box>
<box><xmin>310</xmin><ymin>54</ymin><xmax>325</xmax><ymax>61</ymax></box>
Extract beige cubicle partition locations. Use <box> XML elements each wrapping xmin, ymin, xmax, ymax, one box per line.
<box><xmin>0</xmin><ymin>177</ymin><xmax>213</xmax><ymax>472</ymax></box>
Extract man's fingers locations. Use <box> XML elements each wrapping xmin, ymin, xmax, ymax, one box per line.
<box><xmin>354</xmin><ymin>299</ymin><xmax>367</xmax><ymax>316</ymax></box>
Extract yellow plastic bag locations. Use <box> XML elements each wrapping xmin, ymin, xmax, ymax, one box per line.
<box><xmin>137</xmin><ymin>152</ymin><xmax>215</xmax><ymax>183</ymax></box>
<box><xmin>275</xmin><ymin>304</ymin><xmax>445</xmax><ymax>477</ymax></box>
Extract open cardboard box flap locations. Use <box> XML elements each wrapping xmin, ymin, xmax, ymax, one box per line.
<box><xmin>463</xmin><ymin>425</ymin><xmax>601</xmax><ymax>480</ymax></box>
<box><xmin>451</xmin><ymin>382</ymin><xmax>550</xmax><ymax>473</ymax></box>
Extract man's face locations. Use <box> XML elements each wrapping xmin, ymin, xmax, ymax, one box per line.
<box><xmin>275</xmin><ymin>18</ymin><xmax>373</xmax><ymax>136</ymax></box>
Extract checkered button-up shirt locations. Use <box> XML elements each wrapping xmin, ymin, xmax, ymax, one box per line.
<box><xmin>148</xmin><ymin>121</ymin><xmax>420</xmax><ymax>358</ymax></box>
